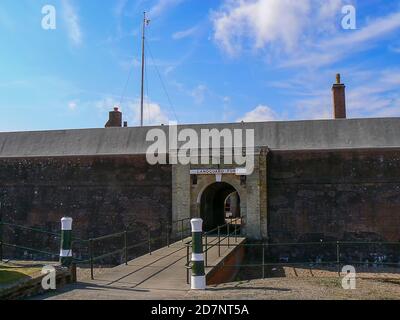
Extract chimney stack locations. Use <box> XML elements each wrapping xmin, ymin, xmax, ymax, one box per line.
<box><xmin>332</xmin><ymin>73</ymin><xmax>346</xmax><ymax>119</ymax></box>
<box><xmin>105</xmin><ymin>107</ymin><xmax>122</xmax><ymax>128</ymax></box>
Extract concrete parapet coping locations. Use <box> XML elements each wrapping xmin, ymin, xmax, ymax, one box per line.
<box><xmin>0</xmin><ymin>118</ymin><xmax>399</xmax><ymax>158</ymax></box>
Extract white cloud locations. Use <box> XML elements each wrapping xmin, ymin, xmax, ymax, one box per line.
<box><xmin>212</xmin><ymin>1</ymin><xmax>400</xmax><ymax>69</ymax></box>
<box><xmin>346</xmin><ymin>70</ymin><xmax>400</xmax><ymax>117</ymax></box>
<box><xmin>284</xmin><ymin>11</ymin><xmax>400</xmax><ymax>67</ymax></box>
<box><xmin>68</xmin><ymin>101</ymin><xmax>78</xmax><ymax>111</ymax></box>
<box><xmin>172</xmin><ymin>26</ymin><xmax>198</xmax><ymax>40</ymax></box>
<box><xmin>93</xmin><ymin>97</ymin><xmax>119</xmax><ymax>112</ymax></box>
<box><xmin>61</xmin><ymin>0</ymin><xmax>83</xmax><ymax>46</ymax></box>
<box><xmin>118</xmin><ymin>57</ymin><xmax>141</xmax><ymax>70</ymax></box>
<box><xmin>191</xmin><ymin>85</ymin><xmax>208</xmax><ymax>105</ymax></box>
<box><xmin>212</xmin><ymin>0</ymin><xmax>343</xmax><ymax>57</ymax></box>
<box><xmin>114</xmin><ymin>0</ymin><xmax>128</xmax><ymax>17</ymax></box>
<box><xmin>87</xmin><ymin>96</ymin><xmax>169</xmax><ymax>126</ymax></box>
<box><xmin>149</xmin><ymin>0</ymin><xmax>185</xmax><ymax>18</ymax></box>
<box><xmin>295</xmin><ymin>94</ymin><xmax>332</xmax><ymax>120</ymax></box>
<box><xmin>238</xmin><ymin>105</ymin><xmax>278</xmax><ymax>122</ymax></box>
<box><xmin>133</xmin><ymin>100</ymin><xmax>169</xmax><ymax>125</ymax></box>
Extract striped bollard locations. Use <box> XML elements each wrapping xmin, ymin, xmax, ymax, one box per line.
<box><xmin>191</xmin><ymin>218</ymin><xmax>206</xmax><ymax>290</ymax></box>
<box><xmin>60</xmin><ymin>217</ymin><xmax>73</xmax><ymax>267</ymax></box>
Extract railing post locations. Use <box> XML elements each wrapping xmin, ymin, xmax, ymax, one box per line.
<box><xmin>234</xmin><ymin>219</ymin><xmax>237</xmax><ymax>243</ymax></box>
<box><xmin>186</xmin><ymin>244</ymin><xmax>190</xmax><ymax>285</ymax></box>
<box><xmin>204</xmin><ymin>234</ymin><xmax>208</xmax><ymax>267</ymax></box>
<box><xmin>60</xmin><ymin>217</ymin><xmax>73</xmax><ymax>267</ymax></box>
<box><xmin>336</xmin><ymin>241</ymin><xmax>340</xmax><ymax>276</ymax></box>
<box><xmin>181</xmin><ymin>220</ymin><xmax>184</xmax><ymax>242</ymax></box>
<box><xmin>167</xmin><ymin>224</ymin><xmax>170</xmax><ymax>247</ymax></box>
<box><xmin>190</xmin><ymin>218</ymin><xmax>206</xmax><ymax>290</ymax></box>
<box><xmin>262</xmin><ymin>243</ymin><xmax>265</xmax><ymax>279</ymax></box>
<box><xmin>124</xmin><ymin>230</ymin><xmax>128</xmax><ymax>266</ymax></box>
<box><xmin>70</xmin><ymin>262</ymin><xmax>77</xmax><ymax>283</ymax></box>
<box><xmin>227</xmin><ymin>223</ymin><xmax>230</xmax><ymax>248</ymax></box>
<box><xmin>218</xmin><ymin>226</ymin><xmax>221</xmax><ymax>257</ymax></box>
<box><xmin>89</xmin><ymin>239</ymin><xmax>94</xmax><ymax>280</ymax></box>
<box><xmin>148</xmin><ymin>228</ymin><xmax>152</xmax><ymax>255</ymax></box>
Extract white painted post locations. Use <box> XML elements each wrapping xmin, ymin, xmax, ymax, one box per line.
<box><xmin>191</xmin><ymin>218</ymin><xmax>206</xmax><ymax>290</ymax></box>
<box><xmin>60</xmin><ymin>217</ymin><xmax>73</xmax><ymax>267</ymax></box>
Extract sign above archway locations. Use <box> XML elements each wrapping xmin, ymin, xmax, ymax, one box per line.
<box><xmin>190</xmin><ymin>168</ymin><xmax>247</xmax><ymax>175</ymax></box>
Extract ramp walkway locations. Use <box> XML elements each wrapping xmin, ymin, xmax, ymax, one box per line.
<box><xmin>41</xmin><ymin>236</ymin><xmax>246</xmax><ymax>300</ymax></box>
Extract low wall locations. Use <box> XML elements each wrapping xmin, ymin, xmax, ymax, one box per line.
<box><xmin>0</xmin><ymin>265</ymin><xmax>74</xmax><ymax>300</ymax></box>
<box><xmin>207</xmin><ymin>242</ymin><xmax>246</xmax><ymax>285</ymax></box>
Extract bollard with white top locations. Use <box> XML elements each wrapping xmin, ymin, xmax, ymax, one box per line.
<box><xmin>191</xmin><ymin>218</ymin><xmax>206</xmax><ymax>290</ymax></box>
<box><xmin>60</xmin><ymin>217</ymin><xmax>73</xmax><ymax>267</ymax></box>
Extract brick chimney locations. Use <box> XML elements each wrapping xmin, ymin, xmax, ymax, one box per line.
<box><xmin>105</xmin><ymin>107</ymin><xmax>122</xmax><ymax>128</ymax></box>
<box><xmin>332</xmin><ymin>73</ymin><xmax>346</xmax><ymax>119</ymax></box>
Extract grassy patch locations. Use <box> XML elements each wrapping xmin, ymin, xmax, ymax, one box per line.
<box><xmin>314</xmin><ymin>277</ymin><xmax>342</xmax><ymax>288</ymax></box>
<box><xmin>0</xmin><ymin>265</ymin><xmax>41</xmax><ymax>286</ymax></box>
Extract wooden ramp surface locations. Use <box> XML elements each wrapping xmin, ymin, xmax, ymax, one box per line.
<box><xmin>40</xmin><ymin>236</ymin><xmax>246</xmax><ymax>300</ymax></box>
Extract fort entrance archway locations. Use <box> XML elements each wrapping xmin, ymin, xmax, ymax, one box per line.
<box><xmin>172</xmin><ymin>149</ymin><xmax>268</xmax><ymax>240</ymax></box>
<box><xmin>199</xmin><ymin>182</ymin><xmax>241</xmax><ymax>231</ymax></box>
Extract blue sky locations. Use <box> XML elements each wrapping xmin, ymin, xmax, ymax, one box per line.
<box><xmin>0</xmin><ymin>0</ymin><xmax>399</xmax><ymax>131</ymax></box>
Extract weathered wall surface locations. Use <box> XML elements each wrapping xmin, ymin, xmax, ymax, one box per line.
<box><xmin>268</xmin><ymin>149</ymin><xmax>400</xmax><ymax>243</ymax></box>
<box><xmin>0</xmin><ymin>155</ymin><xmax>172</xmax><ymax>259</ymax></box>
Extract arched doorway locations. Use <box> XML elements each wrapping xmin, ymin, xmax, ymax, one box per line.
<box><xmin>200</xmin><ymin>182</ymin><xmax>241</xmax><ymax>231</ymax></box>
<box><xmin>224</xmin><ymin>191</ymin><xmax>240</xmax><ymax>218</ymax></box>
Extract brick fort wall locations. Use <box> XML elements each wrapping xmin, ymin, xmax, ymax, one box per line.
<box><xmin>0</xmin><ymin>155</ymin><xmax>172</xmax><ymax>260</ymax></box>
<box><xmin>267</xmin><ymin>148</ymin><xmax>400</xmax><ymax>243</ymax></box>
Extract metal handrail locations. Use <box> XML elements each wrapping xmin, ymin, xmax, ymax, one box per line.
<box><xmin>90</xmin><ymin>231</ymin><xmax>126</xmax><ymax>242</ymax></box>
<box><xmin>185</xmin><ymin>218</ymin><xmax>241</xmax><ymax>274</ymax></box>
<box><xmin>85</xmin><ymin>218</ymin><xmax>193</xmax><ymax>280</ymax></box>
<box><xmin>203</xmin><ymin>241</ymin><xmax>400</xmax><ymax>279</ymax></box>
<box><xmin>212</xmin><ymin>240</ymin><xmax>400</xmax><ymax>247</ymax></box>
<box><xmin>1</xmin><ymin>242</ymin><xmax>58</xmax><ymax>259</ymax></box>
<box><xmin>185</xmin><ymin>235</ymin><xmax>400</xmax><ymax>283</ymax></box>
<box><xmin>0</xmin><ymin>216</ymin><xmax>192</xmax><ymax>279</ymax></box>
<box><xmin>0</xmin><ymin>221</ymin><xmax>61</xmax><ymax>238</ymax></box>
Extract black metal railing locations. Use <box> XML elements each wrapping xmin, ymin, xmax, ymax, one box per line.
<box><xmin>203</xmin><ymin>217</ymin><xmax>242</xmax><ymax>267</ymax></box>
<box><xmin>0</xmin><ymin>221</ymin><xmax>61</xmax><ymax>262</ymax></box>
<box><xmin>0</xmin><ymin>217</ymin><xmax>192</xmax><ymax>280</ymax></box>
<box><xmin>198</xmin><ymin>241</ymin><xmax>400</xmax><ymax>281</ymax></box>
<box><xmin>185</xmin><ymin>233</ymin><xmax>400</xmax><ymax>284</ymax></box>
<box><xmin>79</xmin><ymin>217</ymin><xmax>192</xmax><ymax>280</ymax></box>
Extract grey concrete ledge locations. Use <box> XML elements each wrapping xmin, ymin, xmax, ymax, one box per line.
<box><xmin>0</xmin><ymin>118</ymin><xmax>399</xmax><ymax>158</ymax></box>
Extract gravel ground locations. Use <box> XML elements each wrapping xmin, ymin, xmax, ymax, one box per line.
<box><xmin>35</xmin><ymin>262</ymin><xmax>400</xmax><ymax>300</ymax></box>
<box><xmin>189</xmin><ymin>267</ymin><xmax>400</xmax><ymax>300</ymax></box>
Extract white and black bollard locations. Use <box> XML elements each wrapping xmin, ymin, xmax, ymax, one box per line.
<box><xmin>191</xmin><ymin>218</ymin><xmax>206</xmax><ymax>290</ymax></box>
<box><xmin>60</xmin><ymin>217</ymin><xmax>73</xmax><ymax>267</ymax></box>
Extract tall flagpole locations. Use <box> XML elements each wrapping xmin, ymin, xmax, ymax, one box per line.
<box><xmin>140</xmin><ymin>12</ymin><xmax>148</xmax><ymax>127</ymax></box>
